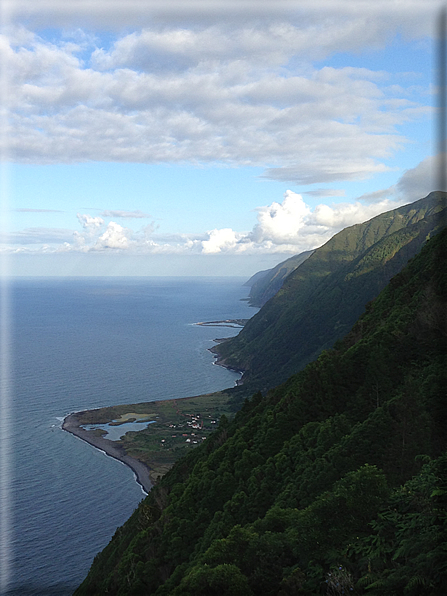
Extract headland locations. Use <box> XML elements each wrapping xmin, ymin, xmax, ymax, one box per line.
<box><xmin>62</xmin><ymin>389</ymin><xmax>238</xmax><ymax>493</ymax></box>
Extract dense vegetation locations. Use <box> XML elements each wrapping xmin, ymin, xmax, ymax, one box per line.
<box><xmin>214</xmin><ymin>192</ymin><xmax>447</xmax><ymax>390</ymax></box>
<box><xmin>244</xmin><ymin>250</ymin><xmax>313</xmax><ymax>307</ymax></box>
<box><xmin>75</xmin><ymin>221</ymin><xmax>446</xmax><ymax>595</ymax></box>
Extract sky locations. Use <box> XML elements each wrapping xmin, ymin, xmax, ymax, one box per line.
<box><xmin>0</xmin><ymin>0</ymin><xmax>446</xmax><ymax>277</ymax></box>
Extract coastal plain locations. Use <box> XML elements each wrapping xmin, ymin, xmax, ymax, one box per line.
<box><xmin>63</xmin><ymin>389</ymin><xmax>236</xmax><ymax>491</ymax></box>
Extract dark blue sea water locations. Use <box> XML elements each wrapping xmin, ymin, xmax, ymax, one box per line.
<box><xmin>6</xmin><ymin>277</ymin><xmax>255</xmax><ymax>595</ymax></box>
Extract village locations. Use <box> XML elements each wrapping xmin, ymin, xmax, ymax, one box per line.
<box><xmin>160</xmin><ymin>412</ymin><xmax>219</xmax><ymax>449</ymax></box>
<box><xmin>96</xmin><ymin>390</ymin><xmax>235</xmax><ymax>482</ymax></box>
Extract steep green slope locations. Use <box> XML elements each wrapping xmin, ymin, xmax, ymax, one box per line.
<box><xmin>213</xmin><ymin>191</ymin><xmax>446</xmax><ymax>390</ymax></box>
<box><xmin>245</xmin><ymin>250</ymin><xmax>313</xmax><ymax>307</ymax></box>
<box><xmin>75</xmin><ymin>227</ymin><xmax>446</xmax><ymax>596</ymax></box>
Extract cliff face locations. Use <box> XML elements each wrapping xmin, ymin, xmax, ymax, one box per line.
<box><xmin>75</xmin><ymin>226</ymin><xmax>447</xmax><ymax>596</ymax></box>
<box><xmin>244</xmin><ymin>250</ymin><xmax>313</xmax><ymax>307</ymax></box>
<box><xmin>213</xmin><ymin>191</ymin><xmax>447</xmax><ymax>390</ymax></box>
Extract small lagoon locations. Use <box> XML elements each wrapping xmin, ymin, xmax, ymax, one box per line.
<box><xmin>81</xmin><ymin>419</ymin><xmax>156</xmax><ymax>441</ymax></box>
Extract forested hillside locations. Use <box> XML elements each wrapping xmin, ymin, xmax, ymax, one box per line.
<box><xmin>244</xmin><ymin>250</ymin><xmax>313</xmax><ymax>307</ymax></box>
<box><xmin>213</xmin><ymin>192</ymin><xmax>447</xmax><ymax>390</ymax></box>
<box><xmin>75</xmin><ymin>225</ymin><xmax>446</xmax><ymax>595</ymax></box>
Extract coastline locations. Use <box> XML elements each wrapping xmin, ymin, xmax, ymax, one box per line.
<box><xmin>62</xmin><ymin>412</ymin><xmax>153</xmax><ymax>494</ymax></box>
<box><xmin>61</xmin><ymin>390</ymin><xmax>240</xmax><ymax>494</ymax></box>
<box><xmin>195</xmin><ymin>318</ymin><xmax>248</xmax><ymax>328</ymax></box>
<box><xmin>208</xmin><ymin>341</ymin><xmax>246</xmax><ymax>383</ymax></box>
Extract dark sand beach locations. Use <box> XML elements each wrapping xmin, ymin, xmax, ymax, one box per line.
<box><xmin>63</xmin><ymin>412</ymin><xmax>153</xmax><ymax>494</ymax></box>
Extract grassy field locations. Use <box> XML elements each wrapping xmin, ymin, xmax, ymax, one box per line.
<box><xmin>74</xmin><ymin>390</ymin><xmax>236</xmax><ymax>482</ymax></box>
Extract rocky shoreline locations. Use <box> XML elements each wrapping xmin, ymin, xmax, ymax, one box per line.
<box><xmin>195</xmin><ymin>318</ymin><xmax>248</xmax><ymax>328</ymax></box>
<box><xmin>62</xmin><ymin>412</ymin><xmax>153</xmax><ymax>494</ymax></box>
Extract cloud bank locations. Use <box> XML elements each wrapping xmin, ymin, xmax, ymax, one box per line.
<box><xmin>1</xmin><ymin>3</ymin><xmax>435</xmax><ymax>184</ymax></box>
<box><xmin>5</xmin><ymin>156</ymin><xmax>435</xmax><ymax>257</ymax></box>
<box><xmin>0</xmin><ymin>192</ymin><xmax>406</xmax><ymax>255</ymax></box>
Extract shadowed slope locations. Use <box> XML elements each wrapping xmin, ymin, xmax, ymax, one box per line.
<box><xmin>75</xmin><ymin>223</ymin><xmax>446</xmax><ymax>596</ymax></box>
<box><xmin>213</xmin><ymin>191</ymin><xmax>446</xmax><ymax>390</ymax></box>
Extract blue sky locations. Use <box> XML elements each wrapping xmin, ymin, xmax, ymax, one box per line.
<box><xmin>1</xmin><ymin>0</ymin><xmax>445</xmax><ymax>276</ymax></box>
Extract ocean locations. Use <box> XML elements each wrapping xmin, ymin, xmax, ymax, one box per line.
<box><xmin>5</xmin><ymin>277</ymin><xmax>255</xmax><ymax>595</ymax></box>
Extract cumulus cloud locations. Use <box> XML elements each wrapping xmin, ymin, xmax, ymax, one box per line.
<box><xmin>250</xmin><ymin>191</ymin><xmax>311</xmax><ymax>245</ymax></box>
<box><xmin>309</xmin><ymin>199</ymin><xmax>396</xmax><ymax>229</ymax></box>
<box><xmin>201</xmin><ymin>228</ymin><xmax>240</xmax><ymax>254</ymax></box>
<box><xmin>94</xmin><ymin>221</ymin><xmax>130</xmax><ymax>250</ymax></box>
<box><xmin>243</xmin><ymin>190</ymin><xmax>401</xmax><ymax>253</ymax></box>
<box><xmin>71</xmin><ymin>214</ymin><xmax>133</xmax><ymax>251</ymax></box>
<box><xmin>192</xmin><ymin>187</ymin><xmax>404</xmax><ymax>257</ymax></box>
<box><xmin>196</xmin><ymin>156</ymin><xmax>436</xmax><ymax>255</ymax></box>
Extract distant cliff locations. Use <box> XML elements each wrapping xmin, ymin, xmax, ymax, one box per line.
<box><xmin>244</xmin><ymin>250</ymin><xmax>313</xmax><ymax>307</ymax></box>
<box><xmin>213</xmin><ymin>191</ymin><xmax>447</xmax><ymax>390</ymax></box>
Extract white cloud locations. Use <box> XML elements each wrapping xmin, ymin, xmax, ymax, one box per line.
<box><xmin>74</xmin><ymin>213</ymin><xmax>105</xmax><ymax>248</ymax></box>
<box><xmin>5</xmin><ymin>156</ymin><xmax>436</xmax><ymax>256</ymax></box>
<box><xmin>77</xmin><ymin>213</ymin><xmax>104</xmax><ymax>229</ymax></box>
<box><xmin>197</xmin><ymin>156</ymin><xmax>438</xmax><ymax>255</ymax></box>
<box><xmin>1</xmin><ymin>8</ymin><xmax>433</xmax><ymax>184</ymax></box>
<box><xmin>94</xmin><ymin>221</ymin><xmax>130</xmax><ymax>250</ymax></box>
<box><xmin>201</xmin><ymin>228</ymin><xmax>239</xmax><ymax>254</ymax></box>
<box><xmin>250</xmin><ymin>191</ymin><xmax>311</xmax><ymax>244</ymax></box>
<box><xmin>242</xmin><ymin>190</ymin><xmax>402</xmax><ymax>253</ymax></box>
<box><xmin>309</xmin><ymin>199</ymin><xmax>396</xmax><ymax>229</ymax></box>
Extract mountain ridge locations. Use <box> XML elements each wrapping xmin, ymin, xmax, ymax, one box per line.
<box><xmin>212</xmin><ymin>191</ymin><xmax>447</xmax><ymax>390</ymax></box>
<box><xmin>74</xmin><ymin>222</ymin><xmax>447</xmax><ymax>596</ymax></box>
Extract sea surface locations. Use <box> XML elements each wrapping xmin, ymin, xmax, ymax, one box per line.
<box><xmin>5</xmin><ymin>277</ymin><xmax>255</xmax><ymax>595</ymax></box>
